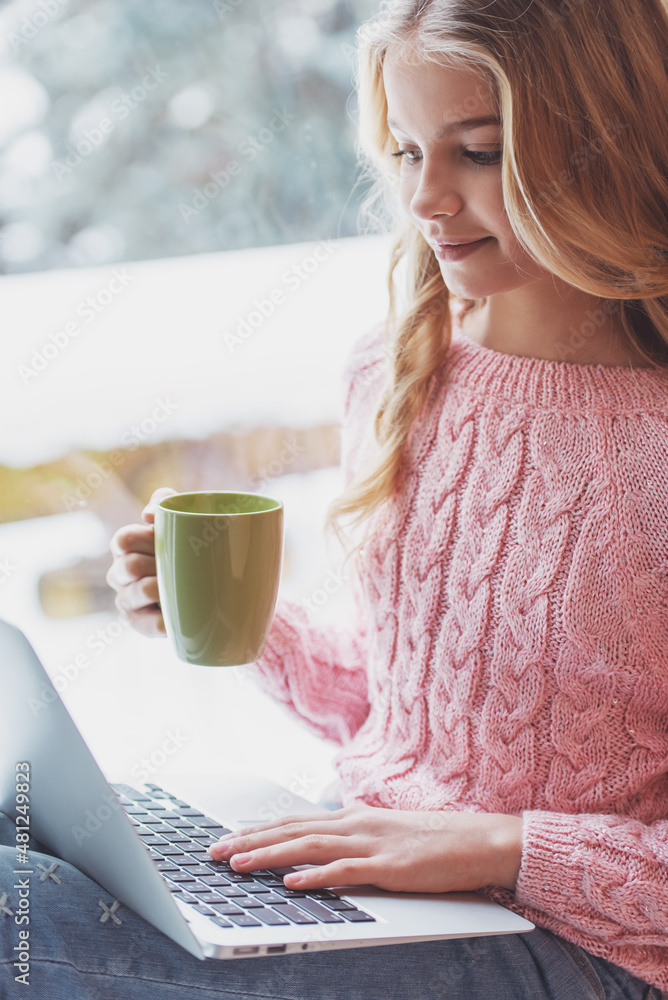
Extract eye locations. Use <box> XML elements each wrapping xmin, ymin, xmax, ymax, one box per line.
<box><xmin>466</xmin><ymin>150</ymin><xmax>502</xmax><ymax>167</ymax></box>
<box><xmin>391</xmin><ymin>148</ymin><xmax>422</xmax><ymax>164</ymax></box>
<box><xmin>391</xmin><ymin>148</ymin><xmax>502</xmax><ymax>167</ymax></box>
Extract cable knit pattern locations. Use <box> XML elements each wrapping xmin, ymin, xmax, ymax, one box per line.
<box><xmin>247</xmin><ymin>300</ymin><xmax>668</xmax><ymax>993</ymax></box>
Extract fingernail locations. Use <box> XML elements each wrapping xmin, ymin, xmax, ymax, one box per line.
<box><xmin>232</xmin><ymin>852</ymin><xmax>253</xmax><ymax>865</ymax></box>
<box><xmin>209</xmin><ymin>843</ymin><xmax>230</xmax><ymax>856</ymax></box>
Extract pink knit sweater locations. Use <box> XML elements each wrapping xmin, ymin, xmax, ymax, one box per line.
<box><xmin>248</xmin><ymin>301</ymin><xmax>668</xmax><ymax>992</ymax></box>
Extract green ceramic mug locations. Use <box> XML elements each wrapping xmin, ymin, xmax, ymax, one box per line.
<box><xmin>154</xmin><ymin>491</ymin><xmax>284</xmax><ymax>667</ymax></box>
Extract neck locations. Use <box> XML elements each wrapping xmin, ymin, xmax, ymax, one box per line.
<box><xmin>459</xmin><ymin>287</ymin><xmax>648</xmax><ymax>368</ymax></box>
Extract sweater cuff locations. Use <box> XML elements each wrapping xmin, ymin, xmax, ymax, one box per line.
<box><xmin>515</xmin><ymin>810</ymin><xmax>582</xmax><ymax>914</ymax></box>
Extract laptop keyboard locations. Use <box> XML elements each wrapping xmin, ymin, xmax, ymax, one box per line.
<box><xmin>110</xmin><ymin>782</ymin><xmax>376</xmax><ymax>930</ymax></box>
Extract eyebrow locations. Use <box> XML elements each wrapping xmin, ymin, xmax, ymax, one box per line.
<box><xmin>386</xmin><ymin>115</ymin><xmax>502</xmax><ymax>138</ymax></box>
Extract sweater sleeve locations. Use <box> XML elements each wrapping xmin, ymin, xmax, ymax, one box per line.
<box><xmin>513</xmin><ymin>809</ymin><xmax>668</xmax><ymax>947</ymax></box>
<box><xmin>514</xmin><ymin>432</ymin><xmax>668</xmax><ymax>954</ymax></box>
<box><xmin>244</xmin><ymin>593</ymin><xmax>371</xmax><ymax>746</ymax></box>
<box><xmin>244</xmin><ymin>320</ymin><xmax>388</xmax><ymax>746</ymax></box>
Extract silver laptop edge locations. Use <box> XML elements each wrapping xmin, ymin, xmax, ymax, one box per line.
<box><xmin>0</xmin><ymin>618</ymin><xmax>534</xmax><ymax>960</ymax></box>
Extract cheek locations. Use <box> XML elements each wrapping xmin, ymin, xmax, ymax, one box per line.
<box><xmin>397</xmin><ymin>176</ymin><xmax>418</xmax><ymax>218</ymax></box>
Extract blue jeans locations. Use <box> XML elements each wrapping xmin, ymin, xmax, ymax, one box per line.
<box><xmin>0</xmin><ymin>808</ymin><xmax>663</xmax><ymax>1000</ymax></box>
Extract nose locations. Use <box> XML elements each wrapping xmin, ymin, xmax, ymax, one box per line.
<box><xmin>409</xmin><ymin>159</ymin><xmax>463</xmax><ymax>223</ymax></box>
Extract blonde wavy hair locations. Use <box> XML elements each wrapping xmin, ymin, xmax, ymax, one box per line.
<box><xmin>324</xmin><ymin>0</ymin><xmax>668</xmax><ymax>564</ymax></box>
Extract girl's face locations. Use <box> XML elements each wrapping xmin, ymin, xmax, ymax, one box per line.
<box><xmin>383</xmin><ymin>50</ymin><xmax>549</xmax><ymax>300</ymax></box>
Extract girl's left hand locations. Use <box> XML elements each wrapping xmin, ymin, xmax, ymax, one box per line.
<box><xmin>207</xmin><ymin>802</ymin><xmax>523</xmax><ymax>894</ymax></box>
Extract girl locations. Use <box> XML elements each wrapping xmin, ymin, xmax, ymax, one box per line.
<box><xmin>6</xmin><ymin>0</ymin><xmax>668</xmax><ymax>996</ymax></box>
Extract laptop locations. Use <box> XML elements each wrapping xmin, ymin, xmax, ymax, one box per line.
<box><xmin>0</xmin><ymin>618</ymin><xmax>534</xmax><ymax>960</ymax></box>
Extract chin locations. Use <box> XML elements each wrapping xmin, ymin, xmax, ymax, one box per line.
<box><xmin>441</xmin><ymin>274</ymin><xmax>495</xmax><ymax>301</ymax></box>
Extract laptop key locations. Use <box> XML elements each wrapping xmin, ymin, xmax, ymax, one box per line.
<box><xmin>166</xmin><ymin>818</ymin><xmax>195</xmax><ymax>829</ymax></box>
<box><xmin>289</xmin><ymin>897</ymin><xmax>345</xmax><ymax>922</ymax></box>
<box><xmin>178</xmin><ymin>827</ymin><xmax>207</xmax><ymax>839</ymax></box>
<box><xmin>154</xmin><ymin>845</ymin><xmax>185</xmax><ymax>856</ymax></box>
<box><xmin>254</xmin><ymin>908</ymin><xmax>290</xmax><ymax>926</ymax></box>
<box><xmin>166</xmin><ymin>872</ymin><xmax>197</xmax><ymax>883</ymax></box>
<box><xmin>213</xmin><ymin>885</ymin><xmax>248</xmax><ymax>898</ymax></box>
<box><xmin>197</xmin><ymin>875</ymin><xmax>231</xmax><ymax>887</ymax></box>
<box><xmin>270</xmin><ymin>903</ymin><xmax>317</xmax><ymax>925</ymax></box>
<box><xmin>340</xmin><ymin>910</ymin><xmax>376</xmax><ymax>922</ymax></box>
<box><xmin>236</xmin><ymin>881</ymin><xmax>271</xmax><ymax>894</ymax></box>
<box><xmin>252</xmin><ymin>875</ymin><xmax>284</xmax><ymax>888</ymax></box>
<box><xmin>214</xmin><ymin>870</ymin><xmax>255</xmax><ymax>883</ymax></box>
<box><xmin>197</xmin><ymin>826</ymin><xmax>231</xmax><ymax>838</ymax></box>
<box><xmin>211</xmin><ymin>902</ymin><xmax>244</xmax><ymax>915</ymax></box>
<box><xmin>250</xmin><ymin>891</ymin><xmax>286</xmax><ymax>905</ymax></box>
<box><xmin>272</xmin><ymin>887</ymin><xmax>306</xmax><ymax>898</ymax></box>
<box><xmin>154</xmin><ymin>861</ymin><xmax>179</xmax><ymax>872</ymax></box>
<box><xmin>193</xmin><ymin>817</ymin><xmax>228</xmax><ymax>829</ymax></box>
<box><xmin>171</xmin><ymin>846</ymin><xmax>204</xmax><ymax>858</ymax></box>
<box><xmin>307</xmin><ymin>890</ymin><xmax>339</xmax><ymax>900</ymax></box>
<box><xmin>191</xmin><ymin>891</ymin><xmax>227</xmax><ymax>903</ymax></box>
<box><xmin>160</xmin><ymin>832</ymin><xmax>193</xmax><ymax>844</ymax></box>
<box><xmin>190</xmin><ymin>833</ymin><xmax>218</xmax><ymax>845</ymax></box>
<box><xmin>235</xmin><ymin>896</ymin><xmax>268</xmax><ymax>909</ymax></box>
<box><xmin>110</xmin><ymin>784</ymin><xmax>152</xmax><ymax>802</ymax></box>
<box><xmin>319</xmin><ymin>898</ymin><xmax>358</xmax><ymax>911</ymax></box>
<box><xmin>227</xmin><ymin>913</ymin><xmax>263</xmax><ymax>927</ymax></box>
<box><xmin>211</xmin><ymin>916</ymin><xmax>234</xmax><ymax>928</ymax></box>
<box><xmin>175</xmin><ymin>864</ymin><xmax>212</xmax><ymax>876</ymax></box>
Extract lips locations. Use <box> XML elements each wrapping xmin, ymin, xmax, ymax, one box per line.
<box><xmin>432</xmin><ymin>238</ymin><xmax>492</xmax><ymax>262</ymax></box>
<box><xmin>432</xmin><ymin>237</ymin><xmax>488</xmax><ymax>247</ymax></box>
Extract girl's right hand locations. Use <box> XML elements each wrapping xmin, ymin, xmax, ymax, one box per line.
<box><xmin>106</xmin><ymin>487</ymin><xmax>177</xmax><ymax>637</ymax></box>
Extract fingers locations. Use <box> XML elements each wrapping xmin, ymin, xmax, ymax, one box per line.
<box><xmin>280</xmin><ymin>857</ymin><xmax>371</xmax><ymax>889</ymax></box>
<box><xmin>106</xmin><ymin>488</ymin><xmax>176</xmax><ymax>640</ymax></box>
<box><xmin>107</xmin><ymin>552</ymin><xmax>156</xmax><ymax>589</ymax></box>
<box><xmin>113</xmin><ymin>574</ymin><xmax>161</xmax><ymax>612</ymax></box>
<box><xmin>142</xmin><ymin>487</ymin><xmax>177</xmax><ymax>525</ymax></box>
<box><xmin>223</xmin><ymin>834</ymin><xmax>370</xmax><ymax>891</ymax></box>
<box><xmin>121</xmin><ymin>605</ymin><xmax>166</xmax><ymax>638</ymax></box>
<box><xmin>208</xmin><ymin>814</ymin><xmax>347</xmax><ymax>859</ymax></box>
<box><xmin>107</xmin><ymin>525</ymin><xmax>163</xmax><ymax>637</ymax></box>
<box><xmin>108</xmin><ymin>568</ymin><xmax>164</xmax><ymax>636</ymax></box>
<box><xmin>107</xmin><ymin>531</ymin><xmax>156</xmax><ymax>599</ymax></box>
<box><xmin>109</xmin><ymin>523</ymin><xmax>155</xmax><ymax>559</ymax></box>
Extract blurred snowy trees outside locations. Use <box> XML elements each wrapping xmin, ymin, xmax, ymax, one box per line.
<box><xmin>0</xmin><ymin>0</ymin><xmax>379</xmax><ymax>273</ymax></box>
